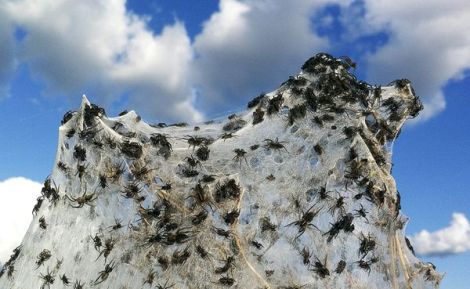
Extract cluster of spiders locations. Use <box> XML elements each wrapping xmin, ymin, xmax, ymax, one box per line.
<box><xmin>6</xmin><ymin>55</ymin><xmax>432</xmax><ymax>289</ymax></box>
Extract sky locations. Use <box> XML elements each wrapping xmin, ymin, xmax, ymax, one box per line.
<box><xmin>0</xmin><ymin>0</ymin><xmax>469</xmax><ymax>287</ymax></box>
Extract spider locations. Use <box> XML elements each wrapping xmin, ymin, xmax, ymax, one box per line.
<box><xmin>65</xmin><ymin>188</ymin><xmax>97</xmax><ymax>208</ymax></box>
<box><xmin>95</xmin><ymin>238</ymin><xmax>115</xmax><ymax>262</ymax></box>
<box><xmin>32</xmin><ymin>196</ymin><xmax>44</xmax><ymax>215</ymax></box>
<box><xmin>143</xmin><ymin>270</ymin><xmax>156</xmax><ymax>286</ymax></box>
<box><xmin>263</xmin><ymin>138</ymin><xmax>288</xmax><ymax>152</ymax></box>
<box><xmin>73</xmin><ymin>145</ymin><xmax>86</xmax><ymax>162</ymax></box>
<box><xmin>286</xmin><ymin>204</ymin><xmax>321</xmax><ymax>239</ymax></box>
<box><xmin>184</xmin><ymin>155</ymin><xmax>201</xmax><ymax>168</ymax></box>
<box><xmin>328</xmin><ymin>193</ymin><xmax>346</xmax><ymax>216</ymax></box>
<box><xmin>36</xmin><ymin>249</ymin><xmax>52</xmax><ymax>268</ymax></box>
<box><xmin>39</xmin><ymin>268</ymin><xmax>55</xmax><ymax>289</ymax></box>
<box><xmin>185</xmin><ymin>135</ymin><xmax>212</xmax><ymax>150</ymax></box>
<box><xmin>39</xmin><ymin>216</ymin><xmax>47</xmax><ymax>230</ymax></box>
<box><xmin>73</xmin><ymin>280</ymin><xmax>84</xmax><ymax>289</ymax></box>
<box><xmin>91</xmin><ymin>233</ymin><xmax>102</xmax><ymax>251</ymax></box>
<box><xmin>186</xmin><ymin>183</ymin><xmax>214</xmax><ymax>211</ymax></box>
<box><xmin>355</xmin><ymin>256</ymin><xmax>378</xmax><ymax>275</ymax></box>
<box><xmin>300</xmin><ymin>246</ymin><xmax>313</xmax><ymax>265</ymax></box>
<box><xmin>75</xmin><ymin>163</ymin><xmax>89</xmax><ymax>180</ymax></box>
<box><xmin>171</xmin><ymin>247</ymin><xmax>191</xmax><ymax>265</ymax></box>
<box><xmin>220</xmin><ymin>132</ymin><xmax>236</xmax><ymax>141</ymax></box>
<box><xmin>60</xmin><ymin>274</ymin><xmax>70</xmax><ymax>285</ymax></box>
<box><xmin>108</xmin><ymin>218</ymin><xmax>123</xmax><ymax>231</ymax></box>
<box><xmin>196</xmin><ymin>245</ymin><xmax>209</xmax><ymax>259</ymax></box>
<box><xmin>121</xmin><ymin>181</ymin><xmax>143</xmax><ymax>199</ymax></box>
<box><xmin>252</xmin><ymin>108</ymin><xmax>265</xmax><ymax>125</ymax></box>
<box><xmin>196</xmin><ymin>145</ymin><xmax>210</xmax><ymax>161</ymax></box>
<box><xmin>354</xmin><ymin>204</ymin><xmax>369</xmax><ymax>221</ymax></box>
<box><xmin>216</xmin><ymin>276</ymin><xmax>235</xmax><ymax>286</ymax></box>
<box><xmin>358</xmin><ymin>233</ymin><xmax>376</xmax><ymax>257</ymax></box>
<box><xmin>310</xmin><ymin>256</ymin><xmax>329</xmax><ymax>278</ymax></box>
<box><xmin>215</xmin><ymin>255</ymin><xmax>236</xmax><ymax>274</ymax></box>
<box><xmin>335</xmin><ymin>260</ymin><xmax>346</xmax><ymax>274</ymax></box>
<box><xmin>223</xmin><ymin>209</ymin><xmax>240</xmax><ymax>225</ymax></box>
<box><xmin>233</xmin><ymin>148</ymin><xmax>248</xmax><ymax>166</ymax></box>
<box><xmin>93</xmin><ymin>261</ymin><xmax>116</xmax><ymax>285</ymax></box>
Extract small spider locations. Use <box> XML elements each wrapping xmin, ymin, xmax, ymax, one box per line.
<box><xmin>73</xmin><ymin>280</ymin><xmax>84</xmax><ymax>289</ymax></box>
<box><xmin>121</xmin><ymin>181</ymin><xmax>143</xmax><ymax>199</ymax></box>
<box><xmin>91</xmin><ymin>233</ymin><xmax>102</xmax><ymax>251</ymax></box>
<box><xmin>286</xmin><ymin>204</ymin><xmax>321</xmax><ymax>239</ymax></box>
<box><xmin>108</xmin><ymin>218</ymin><xmax>123</xmax><ymax>231</ymax></box>
<box><xmin>263</xmin><ymin>138</ymin><xmax>288</xmax><ymax>152</ymax></box>
<box><xmin>65</xmin><ymin>188</ymin><xmax>97</xmax><ymax>208</ymax></box>
<box><xmin>355</xmin><ymin>256</ymin><xmax>378</xmax><ymax>275</ymax></box>
<box><xmin>192</xmin><ymin>210</ymin><xmax>208</xmax><ymax>225</ymax></box>
<box><xmin>32</xmin><ymin>196</ymin><xmax>44</xmax><ymax>215</ymax></box>
<box><xmin>313</xmin><ymin>144</ymin><xmax>323</xmax><ymax>156</ymax></box>
<box><xmin>57</xmin><ymin>161</ymin><xmax>69</xmax><ymax>173</ymax></box>
<box><xmin>217</xmin><ymin>276</ymin><xmax>235</xmax><ymax>286</ymax></box>
<box><xmin>323</xmin><ymin>213</ymin><xmax>355</xmax><ymax>242</ymax></box>
<box><xmin>196</xmin><ymin>145</ymin><xmax>210</xmax><ymax>161</ymax></box>
<box><xmin>233</xmin><ymin>149</ymin><xmax>248</xmax><ymax>166</ymax></box>
<box><xmin>60</xmin><ymin>273</ymin><xmax>70</xmax><ymax>285</ymax></box>
<box><xmin>224</xmin><ymin>209</ymin><xmax>240</xmax><ymax>225</ymax></box>
<box><xmin>36</xmin><ymin>249</ymin><xmax>52</xmax><ymax>268</ymax></box>
<box><xmin>251</xmin><ymin>240</ymin><xmax>263</xmax><ymax>250</ymax></box>
<box><xmin>93</xmin><ymin>261</ymin><xmax>116</xmax><ymax>285</ymax></box>
<box><xmin>215</xmin><ymin>255</ymin><xmax>236</xmax><ymax>274</ymax></box>
<box><xmin>354</xmin><ymin>204</ymin><xmax>369</xmax><ymax>221</ymax></box>
<box><xmin>96</xmin><ymin>238</ymin><xmax>115</xmax><ymax>262</ymax></box>
<box><xmin>196</xmin><ymin>245</ymin><xmax>209</xmax><ymax>259</ymax></box>
<box><xmin>310</xmin><ymin>256</ymin><xmax>329</xmax><ymax>278</ymax></box>
<box><xmin>39</xmin><ymin>216</ymin><xmax>47</xmax><ymax>230</ymax></box>
<box><xmin>252</xmin><ymin>108</ymin><xmax>265</xmax><ymax>125</ymax></box>
<box><xmin>358</xmin><ymin>233</ymin><xmax>376</xmax><ymax>257</ymax></box>
<box><xmin>39</xmin><ymin>268</ymin><xmax>55</xmax><ymax>289</ymax></box>
<box><xmin>220</xmin><ymin>132</ymin><xmax>236</xmax><ymax>141</ymax></box>
<box><xmin>328</xmin><ymin>193</ymin><xmax>346</xmax><ymax>216</ymax></box>
<box><xmin>185</xmin><ymin>135</ymin><xmax>211</xmax><ymax>150</ymax></box>
<box><xmin>212</xmin><ymin>226</ymin><xmax>232</xmax><ymax>238</ymax></box>
<box><xmin>335</xmin><ymin>260</ymin><xmax>346</xmax><ymax>274</ymax></box>
<box><xmin>143</xmin><ymin>270</ymin><xmax>156</xmax><ymax>286</ymax></box>
<box><xmin>171</xmin><ymin>246</ymin><xmax>191</xmax><ymax>265</ymax></box>
<box><xmin>75</xmin><ymin>163</ymin><xmax>88</xmax><ymax>180</ymax></box>
<box><xmin>73</xmin><ymin>145</ymin><xmax>86</xmax><ymax>162</ymax></box>
<box><xmin>6</xmin><ymin>265</ymin><xmax>15</xmax><ymax>279</ymax></box>
<box><xmin>300</xmin><ymin>246</ymin><xmax>312</xmax><ymax>265</ymax></box>
<box><xmin>186</xmin><ymin>183</ymin><xmax>214</xmax><ymax>211</ymax></box>
<box><xmin>260</xmin><ymin>217</ymin><xmax>277</xmax><ymax>232</ymax></box>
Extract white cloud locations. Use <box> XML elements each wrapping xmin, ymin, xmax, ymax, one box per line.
<box><xmin>1</xmin><ymin>0</ymin><xmax>468</xmax><ymax>122</ymax></box>
<box><xmin>341</xmin><ymin>0</ymin><xmax>470</xmax><ymax>121</ymax></box>
<box><xmin>410</xmin><ymin>213</ymin><xmax>470</xmax><ymax>256</ymax></box>
<box><xmin>0</xmin><ymin>177</ymin><xmax>42</xmax><ymax>263</ymax></box>
<box><xmin>192</xmin><ymin>0</ymin><xmax>340</xmax><ymax>115</ymax></box>
<box><xmin>1</xmin><ymin>0</ymin><xmax>201</xmax><ymax>122</ymax></box>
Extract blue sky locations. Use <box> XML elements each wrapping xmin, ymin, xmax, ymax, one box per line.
<box><xmin>0</xmin><ymin>1</ymin><xmax>469</xmax><ymax>287</ymax></box>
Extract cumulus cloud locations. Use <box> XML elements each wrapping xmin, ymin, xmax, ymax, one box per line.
<box><xmin>340</xmin><ymin>0</ymin><xmax>470</xmax><ymax>121</ymax></box>
<box><xmin>0</xmin><ymin>177</ymin><xmax>42</xmax><ymax>263</ymax></box>
<box><xmin>192</xmin><ymin>0</ymin><xmax>339</xmax><ymax>115</ymax></box>
<box><xmin>410</xmin><ymin>213</ymin><xmax>470</xmax><ymax>256</ymax></box>
<box><xmin>1</xmin><ymin>0</ymin><xmax>200</xmax><ymax>122</ymax></box>
<box><xmin>0</xmin><ymin>0</ymin><xmax>468</xmax><ymax>122</ymax></box>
